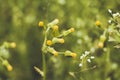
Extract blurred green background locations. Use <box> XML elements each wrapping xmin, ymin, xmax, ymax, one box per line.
<box><xmin>0</xmin><ymin>0</ymin><xmax>120</xmax><ymax>80</ymax></box>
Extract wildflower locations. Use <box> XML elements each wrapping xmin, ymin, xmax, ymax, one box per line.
<box><xmin>98</xmin><ymin>42</ymin><xmax>104</xmax><ymax>48</ymax></box>
<box><xmin>7</xmin><ymin>65</ymin><xmax>13</xmax><ymax>71</ymax></box>
<box><xmin>52</xmin><ymin>25</ymin><xmax>59</xmax><ymax>31</ymax></box>
<box><xmin>95</xmin><ymin>20</ymin><xmax>101</xmax><ymax>26</ymax></box>
<box><xmin>59</xmin><ymin>38</ymin><xmax>64</xmax><ymax>43</ymax></box>
<box><xmin>113</xmin><ymin>12</ymin><xmax>120</xmax><ymax>18</ymax></box>
<box><xmin>108</xmin><ymin>20</ymin><xmax>112</xmax><ymax>24</ymax></box>
<box><xmin>62</xmin><ymin>28</ymin><xmax>75</xmax><ymax>36</ymax></box>
<box><xmin>2</xmin><ymin>60</ymin><xmax>13</xmax><ymax>71</ymax></box>
<box><xmin>90</xmin><ymin>56</ymin><xmax>95</xmax><ymax>59</ymax></box>
<box><xmin>71</xmin><ymin>53</ymin><xmax>77</xmax><ymax>58</ymax></box>
<box><xmin>80</xmin><ymin>51</ymin><xmax>90</xmax><ymax>59</ymax></box>
<box><xmin>85</xmin><ymin>51</ymin><xmax>90</xmax><ymax>55</ymax></box>
<box><xmin>52</xmin><ymin>38</ymin><xmax>64</xmax><ymax>44</ymax></box>
<box><xmin>53</xmin><ymin>51</ymin><xmax>58</xmax><ymax>57</ymax></box>
<box><xmin>46</xmin><ymin>40</ymin><xmax>52</xmax><ymax>46</ymax></box>
<box><xmin>79</xmin><ymin>63</ymin><xmax>82</xmax><ymax>67</ymax></box>
<box><xmin>64</xmin><ymin>51</ymin><xmax>77</xmax><ymax>58</ymax></box>
<box><xmin>108</xmin><ymin>9</ymin><xmax>112</xmax><ymax>14</ymax></box>
<box><xmin>10</xmin><ymin>42</ymin><xmax>16</xmax><ymax>48</ymax></box>
<box><xmin>47</xmin><ymin>47</ymin><xmax>58</xmax><ymax>56</ymax></box>
<box><xmin>69</xmin><ymin>28</ymin><xmax>75</xmax><ymax>32</ymax></box>
<box><xmin>38</xmin><ymin>21</ymin><xmax>44</xmax><ymax>27</ymax></box>
<box><xmin>87</xmin><ymin>59</ymin><xmax>91</xmax><ymax>63</ymax></box>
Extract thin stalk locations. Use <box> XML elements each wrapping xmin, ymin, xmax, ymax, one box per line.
<box><xmin>42</xmin><ymin>27</ymin><xmax>50</xmax><ymax>80</ymax></box>
<box><xmin>104</xmin><ymin>48</ymin><xmax>110</xmax><ymax>79</ymax></box>
<box><xmin>42</xmin><ymin>52</ymin><xmax>46</xmax><ymax>80</ymax></box>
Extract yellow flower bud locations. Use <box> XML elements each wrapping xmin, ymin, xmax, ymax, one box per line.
<box><xmin>98</xmin><ymin>42</ymin><xmax>104</xmax><ymax>48</ymax></box>
<box><xmin>7</xmin><ymin>65</ymin><xmax>13</xmax><ymax>71</ymax></box>
<box><xmin>38</xmin><ymin>21</ymin><xmax>44</xmax><ymax>27</ymax></box>
<box><xmin>59</xmin><ymin>38</ymin><xmax>64</xmax><ymax>43</ymax></box>
<box><xmin>95</xmin><ymin>20</ymin><xmax>101</xmax><ymax>26</ymax></box>
<box><xmin>71</xmin><ymin>53</ymin><xmax>77</xmax><ymax>58</ymax></box>
<box><xmin>46</xmin><ymin>40</ymin><xmax>52</xmax><ymax>46</ymax></box>
<box><xmin>52</xmin><ymin>38</ymin><xmax>64</xmax><ymax>44</ymax></box>
<box><xmin>10</xmin><ymin>42</ymin><xmax>16</xmax><ymax>48</ymax></box>
<box><xmin>52</xmin><ymin>25</ymin><xmax>59</xmax><ymax>31</ymax></box>
<box><xmin>69</xmin><ymin>28</ymin><xmax>75</xmax><ymax>32</ymax></box>
<box><xmin>47</xmin><ymin>47</ymin><xmax>58</xmax><ymax>56</ymax></box>
<box><xmin>2</xmin><ymin>60</ymin><xmax>13</xmax><ymax>71</ymax></box>
<box><xmin>53</xmin><ymin>51</ymin><xmax>58</xmax><ymax>57</ymax></box>
<box><xmin>64</xmin><ymin>50</ymin><xmax>77</xmax><ymax>58</ymax></box>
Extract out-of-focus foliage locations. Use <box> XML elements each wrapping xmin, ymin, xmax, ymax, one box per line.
<box><xmin>0</xmin><ymin>0</ymin><xmax>120</xmax><ymax>80</ymax></box>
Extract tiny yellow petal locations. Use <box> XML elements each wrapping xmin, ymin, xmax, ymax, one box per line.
<box><xmin>71</xmin><ymin>53</ymin><xmax>77</xmax><ymax>58</ymax></box>
<box><xmin>53</xmin><ymin>25</ymin><xmax>59</xmax><ymax>31</ymax></box>
<box><xmin>7</xmin><ymin>65</ymin><xmax>13</xmax><ymax>71</ymax></box>
<box><xmin>53</xmin><ymin>51</ymin><xmax>58</xmax><ymax>57</ymax></box>
<box><xmin>98</xmin><ymin>42</ymin><xmax>104</xmax><ymax>48</ymax></box>
<box><xmin>95</xmin><ymin>20</ymin><xmax>101</xmax><ymax>26</ymax></box>
<box><xmin>38</xmin><ymin>21</ymin><xmax>44</xmax><ymax>27</ymax></box>
<box><xmin>46</xmin><ymin>40</ymin><xmax>52</xmax><ymax>46</ymax></box>
<box><xmin>10</xmin><ymin>42</ymin><xmax>16</xmax><ymax>48</ymax></box>
<box><xmin>69</xmin><ymin>28</ymin><xmax>75</xmax><ymax>32</ymax></box>
<box><xmin>59</xmin><ymin>38</ymin><xmax>64</xmax><ymax>43</ymax></box>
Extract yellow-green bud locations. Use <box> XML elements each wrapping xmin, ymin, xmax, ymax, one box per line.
<box><xmin>48</xmin><ymin>19</ymin><xmax>59</xmax><ymax>27</ymax></box>
<box><xmin>98</xmin><ymin>41</ymin><xmax>104</xmax><ymax>48</ymax></box>
<box><xmin>100</xmin><ymin>35</ymin><xmax>106</xmax><ymax>42</ymax></box>
<box><xmin>62</xmin><ymin>28</ymin><xmax>75</xmax><ymax>36</ymax></box>
<box><xmin>47</xmin><ymin>47</ymin><xmax>58</xmax><ymax>56</ymax></box>
<box><xmin>64</xmin><ymin>50</ymin><xmax>77</xmax><ymax>58</ymax></box>
<box><xmin>2</xmin><ymin>60</ymin><xmax>13</xmax><ymax>71</ymax></box>
<box><xmin>52</xmin><ymin>38</ymin><xmax>64</xmax><ymax>44</ymax></box>
<box><xmin>52</xmin><ymin>25</ymin><xmax>59</xmax><ymax>31</ymax></box>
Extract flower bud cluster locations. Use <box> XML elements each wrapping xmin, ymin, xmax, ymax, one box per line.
<box><xmin>0</xmin><ymin>42</ymin><xmax>16</xmax><ymax>71</ymax></box>
<box><xmin>39</xmin><ymin>19</ymin><xmax>76</xmax><ymax>58</ymax></box>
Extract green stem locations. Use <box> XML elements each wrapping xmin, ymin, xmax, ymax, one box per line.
<box><xmin>104</xmin><ymin>48</ymin><xmax>110</xmax><ymax>79</ymax></box>
<box><xmin>42</xmin><ymin>52</ymin><xmax>46</xmax><ymax>80</ymax></box>
<box><xmin>42</xmin><ymin>27</ymin><xmax>50</xmax><ymax>80</ymax></box>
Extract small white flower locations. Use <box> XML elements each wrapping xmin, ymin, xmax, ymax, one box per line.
<box><xmin>116</xmin><ymin>12</ymin><xmax>120</xmax><ymax>16</ymax></box>
<box><xmin>80</xmin><ymin>56</ymin><xmax>83</xmax><ymax>59</ymax></box>
<box><xmin>108</xmin><ymin>9</ymin><xmax>112</xmax><ymax>13</ymax></box>
<box><xmin>79</xmin><ymin>63</ymin><xmax>82</xmax><ymax>67</ymax></box>
<box><xmin>108</xmin><ymin>20</ymin><xmax>112</xmax><ymax>24</ymax></box>
<box><xmin>87</xmin><ymin>59</ymin><xmax>91</xmax><ymax>63</ymax></box>
<box><xmin>90</xmin><ymin>56</ymin><xmax>95</xmax><ymax>59</ymax></box>
<box><xmin>113</xmin><ymin>13</ymin><xmax>120</xmax><ymax>18</ymax></box>
<box><xmin>82</xmin><ymin>54</ymin><xmax>86</xmax><ymax>57</ymax></box>
<box><xmin>85</xmin><ymin>51</ymin><xmax>90</xmax><ymax>55</ymax></box>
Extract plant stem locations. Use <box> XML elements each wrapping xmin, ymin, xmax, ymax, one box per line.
<box><xmin>42</xmin><ymin>27</ymin><xmax>50</xmax><ymax>80</ymax></box>
<box><xmin>42</xmin><ymin>52</ymin><xmax>46</xmax><ymax>80</ymax></box>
